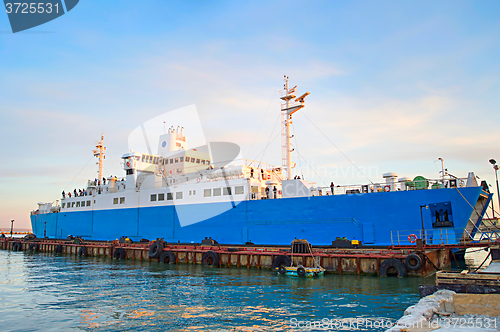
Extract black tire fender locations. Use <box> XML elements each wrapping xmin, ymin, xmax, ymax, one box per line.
<box><xmin>297</xmin><ymin>266</ymin><xmax>306</xmax><ymax>277</ymax></box>
<box><xmin>278</xmin><ymin>266</ymin><xmax>287</xmax><ymax>274</ymax></box>
<box><xmin>54</xmin><ymin>244</ymin><xmax>63</xmax><ymax>254</ymax></box>
<box><xmin>113</xmin><ymin>248</ymin><xmax>126</xmax><ymax>259</ymax></box>
<box><xmin>272</xmin><ymin>255</ymin><xmax>291</xmax><ymax>270</ymax></box>
<box><xmin>379</xmin><ymin>258</ymin><xmax>407</xmax><ymax>277</ymax></box>
<box><xmin>78</xmin><ymin>246</ymin><xmax>88</xmax><ymax>257</ymax></box>
<box><xmin>160</xmin><ymin>250</ymin><xmax>176</xmax><ymax>264</ymax></box>
<box><xmin>405</xmin><ymin>253</ymin><xmax>422</xmax><ymax>271</ymax></box>
<box><xmin>149</xmin><ymin>241</ymin><xmax>164</xmax><ymax>259</ymax></box>
<box><xmin>202</xmin><ymin>250</ymin><xmax>219</xmax><ymax>267</ymax></box>
<box><xmin>13</xmin><ymin>242</ymin><xmax>21</xmax><ymax>251</ymax></box>
<box><xmin>28</xmin><ymin>243</ymin><xmax>39</xmax><ymax>252</ymax></box>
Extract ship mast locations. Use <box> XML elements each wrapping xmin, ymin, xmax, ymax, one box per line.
<box><xmin>93</xmin><ymin>134</ymin><xmax>106</xmax><ymax>180</ymax></box>
<box><xmin>280</xmin><ymin>76</ymin><xmax>310</xmax><ymax>180</ymax></box>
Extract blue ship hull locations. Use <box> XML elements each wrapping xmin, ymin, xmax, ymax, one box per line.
<box><xmin>31</xmin><ymin>187</ymin><xmax>487</xmax><ymax>246</ymax></box>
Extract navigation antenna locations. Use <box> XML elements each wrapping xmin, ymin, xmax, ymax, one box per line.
<box><xmin>93</xmin><ymin>134</ymin><xmax>106</xmax><ymax>180</ymax></box>
<box><xmin>280</xmin><ymin>76</ymin><xmax>310</xmax><ymax>180</ymax></box>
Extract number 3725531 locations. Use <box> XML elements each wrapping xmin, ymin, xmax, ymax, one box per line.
<box><xmin>5</xmin><ymin>3</ymin><xmax>59</xmax><ymax>14</ymax></box>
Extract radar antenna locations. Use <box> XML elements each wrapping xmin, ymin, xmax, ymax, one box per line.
<box><xmin>280</xmin><ymin>76</ymin><xmax>309</xmax><ymax>180</ymax></box>
<box><xmin>93</xmin><ymin>134</ymin><xmax>106</xmax><ymax>179</ymax></box>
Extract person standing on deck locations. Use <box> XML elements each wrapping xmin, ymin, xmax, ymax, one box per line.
<box><xmin>330</xmin><ymin>182</ymin><xmax>335</xmax><ymax>195</ymax></box>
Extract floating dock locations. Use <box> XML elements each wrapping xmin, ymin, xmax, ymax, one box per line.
<box><xmin>419</xmin><ymin>247</ymin><xmax>500</xmax><ymax>296</ymax></box>
<box><xmin>0</xmin><ymin>237</ymin><xmax>458</xmax><ymax>277</ymax></box>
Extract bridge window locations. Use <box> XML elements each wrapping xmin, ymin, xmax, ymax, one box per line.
<box><xmin>223</xmin><ymin>187</ymin><xmax>232</xmax><ymax>195</ymax></box>
<box><xmin>62</xmin><ymin>203</ymin><xmax>65</xmax><ymax>208</ymax></box>
<box><xmin>170</xmin><ymin>159</ymin><xmax>173</xmax><ymax>164</ymax></box>
<box><xmin>167</xmin><ymin>193</ymin><xmax>173</xmax><ymax>200</ymax></box>
<box><xmin>142</xmin><ymin>155</ymin><xmax>145</xmax><ymax>162</ymax></box>
<box><xmin>158</xmin><ymin>193</ymin><xmax>164</xmax><ymax>201</ymax></box>
<box><xmin>204</xmin><ymin>189</ymin><xmax>211</xmax><ymax>197</ymax></box>
<box><xmin>180</xmin><ymin>157</ymin><xmax>184</xmax><ymax>162</ymax></box>
<box><xmin>151</xmin><ymin>194</ymin><xmax>157</xmax><ymax>201</ymax></box>
<box><xmin>175</xmin><ymin>158</ymin><xmax>179</xmax><ymax>163</ymax></box>
<box><xmin>185</xmin><ymin>157</ymin><xmax>190</xmax><ymax>162</ymax></box>
<box><xmin>113</xmin><ymin>198</ymin><xmax>118</xmax><ymax>204</ymax></box>
<box><xmin>176</xmin><ymin>192</ymin><xmax>183</xmax><ymax>200</ymax></box>
<box><xmin>76</xmin><ymin>201</ymin><xmax>80</xmax><ymax>207</ymax></box>
<box><xmin>196</xmin><ymin>159</ymin><xmax>200</xmax><ymax>164</ymax></box>
<box><xmin>86</xmin><ymin>201</ymin><xmax>91</xmax><ymax>207</ymax></box>
<box><xmin>213</xmin><ymin>188</ymin><xmax>221</xmax><ymax>196</ymax></box>
<box><xmin>120</xmin><ymin>197</ymin><xmax>125</xmax><ymax>204</ymax></box>
<box><xmin>235</xmin><ymin>186</ymin><xmax>244</xmax><ymax>195</ymax></box>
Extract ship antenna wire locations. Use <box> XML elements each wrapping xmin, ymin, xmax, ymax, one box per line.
<box><xmin>253</xmin><ymin>113</ymin><xmax>281</xmax><ymax>166</ymax></box>
<box><xmin>294</xmin><ymin>149</ymin><xmax>327</xmax><ymax>187</ymax></box>
<box><xmin>55</xmin><ymin>155</ymin><xmax>94</xmax><ymax>203</ymax></box>
<box><xmin>291</xmin><ymin>120</ymin><xmax>304</xmax><ymax>179</ymax></box>
<box><xmin>247</xmin><ymin>90</ymin><xmax>278</xmax><ymax>161</ymax></box>
<box><xmin>253</xmin><ymin>132</ymin><xmax>281</xmax><ymax>166</ymax></box>
<box><xmin>301</xmin><ymin>111</ymin><xmax>374</xmax><ymax>185</ymax></box>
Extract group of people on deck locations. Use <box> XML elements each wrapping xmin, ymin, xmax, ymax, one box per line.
<box><xmin>62</xmin><ymin>188</ymin><xmax>90</xmax><ymax>198</ymax></box>
<box><xmin>91</xmin><ymin>176</ymin><xmax>121</xmax><ymax>187</ymax></box>
<box><xmin>62</xmin><ymin>176</ymin><xmax>125</xmax><ymax>199</ymax></box>
<box><xmin>265</xmin><ymin>186</ymin><xmax>278</xmax><ymax>199</ymax></box>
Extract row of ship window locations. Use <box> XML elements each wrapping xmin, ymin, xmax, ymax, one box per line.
<box><xmin>62</xmin><ymin>186</ymin><xmax>246</xmax><ymax>208</ymax></box>
<box><xmin>62</xmin><ymin>200</ymin><xmax>91</xmax><ymax>209</ymax></box>
<box><xmin>149</xmin><ymin>186</ymin><xmax>245</xmax><ymax>202</ymax></box>
<box><xmin>138</xmin><ymin>154</ymin><xmax>210</xmax><ymax>165</ymax></box>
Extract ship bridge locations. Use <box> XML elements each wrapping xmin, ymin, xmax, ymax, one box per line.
<box><xmin>121</xmin><ymin>126</ymin><xmax>211</xmax><ymax>189</ymax></box>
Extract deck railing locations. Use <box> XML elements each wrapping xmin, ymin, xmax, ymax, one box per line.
<box><xmin>390</xmin><ymin>225</ymin><xmax>500</xmax><ymax>246</ymax></box>
<box><xmin>316</xmin><ymin>177</ymin><xmax>471</xmax><ymax>196</ymax></box>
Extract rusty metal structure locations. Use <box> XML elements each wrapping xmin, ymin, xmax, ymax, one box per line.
<box><xmin>0</xmin><ymin>237</ymin><xmax>458</xmax><ymax>277</ymax></box>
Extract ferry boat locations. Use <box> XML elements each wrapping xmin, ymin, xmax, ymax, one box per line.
<box><xmin>30</xmin><ymin>78</ymin><xmax>492</xmax><ymax>246</ymax></box>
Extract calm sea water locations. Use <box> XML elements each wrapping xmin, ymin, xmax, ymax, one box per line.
<box><xmin>0</xmin><ymin>250</ymin><xmax>432</xmax><ymax>331</ymax></box>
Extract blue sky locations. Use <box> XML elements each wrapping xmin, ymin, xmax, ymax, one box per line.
<box><xmin>1</xmin><ymin>1</ymin><xmax>500</xmax><ymax>229</ymax></box>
